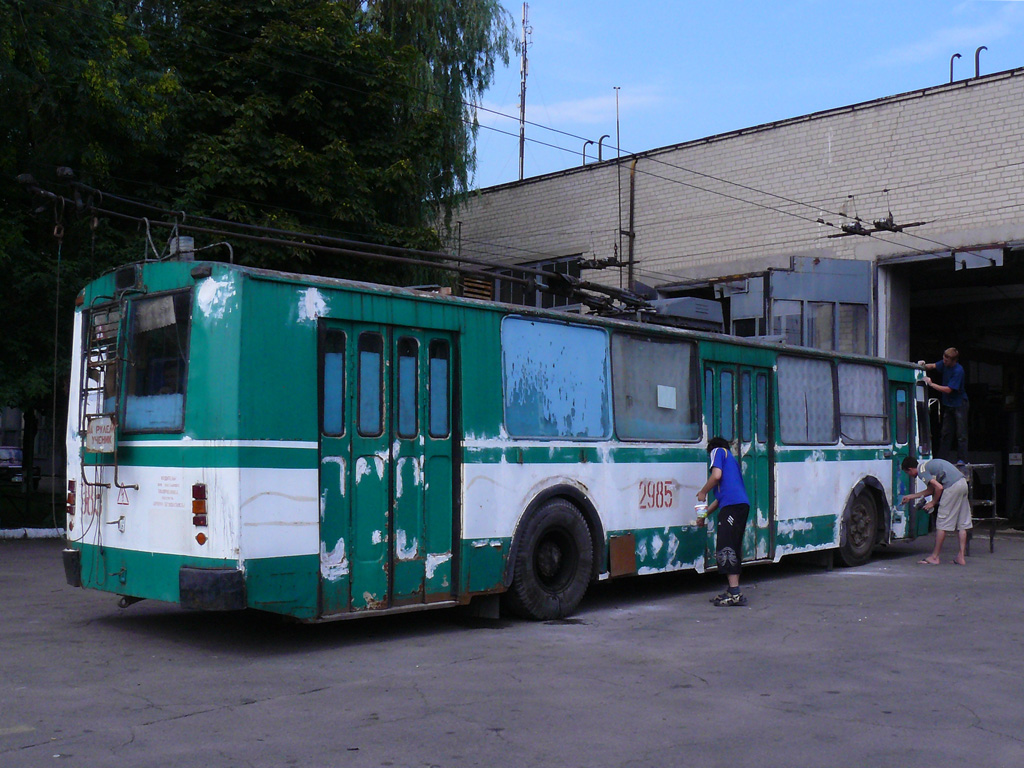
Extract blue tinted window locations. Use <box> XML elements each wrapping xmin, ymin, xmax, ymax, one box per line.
<box><xmin>756</xmin><ymin>374</ymin><xmax>768</xmax><ymax>442</ymax></box>
<box><xmin>124</xmin><ymin>291</ymin><xmax>191</xmax><ymax>432</ymax></box>
<box><xmin>358</xmin><ymin>333</ymin><xmax>383</xmax><ymax>437</ymax></box>
<box><xmin>397</xmin><ymin>337</ymin><xmax>418</xmax><ymax>438</ymax></box>
<box><xmin>896</xmin><ymin>388</ymin><xmax>909</xmax><ymax>445</ymax></box>
<box><xmin>502</xmin><ymin>318</ymin><xmax>610</xmax><ymax>439</ymax></box>
<box><xmin>705</xmin><ymin>368</ymin><xmax>714</xmax><ymax>433</ymax></box>
<box><xmin>429</xmin><ymin>340</ymin><xmax>450</xmax><ymax>438</ymax></box>
<box><xmin>322</xmin><ymin>331</ymin><xmax>345</xmax><ymax>436</ymax></box>
<box><xmin>740</xmin><ymin>372</ymin><xmax>752</xmax><ymax>442</ymax></box>
<box><xmin>720</xmin><ymin>370</ymin><xmax>734</xmax><ymax>441</ymax></box>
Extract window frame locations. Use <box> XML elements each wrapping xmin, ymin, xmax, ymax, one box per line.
<box><xmin>121</xmin><ymin>289</ymin><xmax>193</xmax><ymax>435</ymax></box>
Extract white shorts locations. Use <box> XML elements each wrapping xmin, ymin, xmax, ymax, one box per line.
<box><xmin>935</xmin><ymin>477</ymin><xmax>972</xmax><ymax>532</ymax></box>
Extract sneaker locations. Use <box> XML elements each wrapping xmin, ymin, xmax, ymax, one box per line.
<box><xmin>713</xmin><ymin>591</ymin><xmax>747</xmax><ymax>607</ymax></box>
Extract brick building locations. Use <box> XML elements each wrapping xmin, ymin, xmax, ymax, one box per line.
<box><xmin>456</xmin><ymin>66</ymin><xmax>1024</xmax><ymax>517</ymax></box>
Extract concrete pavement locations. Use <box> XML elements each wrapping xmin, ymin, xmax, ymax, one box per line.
<box><xmin>2</xmin><ymin>531</ymin><xmax>1023</xmax><ymax>768</ymax></box>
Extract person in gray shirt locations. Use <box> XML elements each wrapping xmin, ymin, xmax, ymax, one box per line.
<box><xmin>900</xmin><ymin>457</ymin><xmax>971</xmax><ymax>565</ymax></box>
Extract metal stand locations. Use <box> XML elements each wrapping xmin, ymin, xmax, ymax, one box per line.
<box><xmin>961</xmin><ymin>463</ymin><xmax>1002</xmax><ymax>554</ymax></box>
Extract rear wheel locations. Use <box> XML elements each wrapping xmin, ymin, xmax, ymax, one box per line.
<box><xmin>504</xmin><ymin>498</ymin><xmax>593</xmax><ymax>620</ymax></box>
<box><xmin>836</xmin><ymin>491</ymin><xmax>878</xmax><ymax>567</ymax></box>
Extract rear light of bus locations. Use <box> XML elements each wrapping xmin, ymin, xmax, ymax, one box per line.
<box><xmin>192</xmin><ymin>483</ymin><xmax>208</xmax><ymax>527</ymax></box>
<box><xmin>67</xmin><ymin>480</ymin><xmax>76</xmax><ymax>529</ymax></box>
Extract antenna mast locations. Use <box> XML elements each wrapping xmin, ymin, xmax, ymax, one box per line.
<box><xmin>518</xmin><ymin>3</ymin><xmax>531</xmax><ymax>180</ymax></box>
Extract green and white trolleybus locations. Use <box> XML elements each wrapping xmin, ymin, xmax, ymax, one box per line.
<box><xmin>63</xmin><ymin>258</ymin><xmax>933</xmax><ymax>620</ymax></box>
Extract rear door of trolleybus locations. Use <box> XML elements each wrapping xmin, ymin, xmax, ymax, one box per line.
<box><xmin>318</xmin><ymin>323</ymin><xmax>456</xmax><ymax>615</ymax></box>
<box><xmin>703</xmin><ymin>362</ymin><xmax>774</xmax><ymax>564</ymax></box>
<box><xmin>889</xmin><ymin>381</ymin><xmax>918</xmax><ymax>538</ymax></box>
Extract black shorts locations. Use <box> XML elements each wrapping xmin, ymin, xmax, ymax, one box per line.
<box><xmin>716</xmin><ymin>503</ymin><xmax>750</xmax><ymax>575</ymax></box>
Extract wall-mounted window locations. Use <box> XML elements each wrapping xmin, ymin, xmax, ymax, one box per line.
<box><xmin>502</xmin><ymin>317</ymin><xmax>610</xmax><ymax>439</ymax></box>
<box><xmin>777</xmin><ymin>356</ymin><xmax>836</xmax><ymax>444</ymax></box>
<box><xmin>123</xmin><ymin>291</ymin><xmax>191</xmax><ymax>432</ymax></box>
<box><xmin>838</xmin><ymin>304</ymin><xmax>869</xmax><ymax>355</ymax></box>
<box><xmin>837</xmin><ymin>363</ymin><xmax>888</xmax><ymax>444</ymax></box>
<box><xmin>808</xmin><ymin>302</ymin><xmax>835</xmax><ymax>350</ymax></box>
<box><xmin>772</xmin><ymin>300</ymin><xmax>803</xmax><ymax>346</ymax></box>
<box><xmin>611</xmin><ymin>335</ymin><xmax>700</xmax><ymax>441</ymax></box>
<box><xmin>495</xmin><ymin>257</ymin><xmax>582</xmax><ymax>310</ymax></box>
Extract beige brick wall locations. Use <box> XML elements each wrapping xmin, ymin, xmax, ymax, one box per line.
<box><xmin>457</xmin><ymin>68</ymin><xmax>1024</xmax><ymax>292</ymax></box>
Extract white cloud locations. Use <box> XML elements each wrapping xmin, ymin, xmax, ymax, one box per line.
<box><xmin>479</xmin><ymin>85</ymin><xmax>665</xmax><ymax>131</ymax></box>
<box><xmin>875</xmin><ymin>4</ymin><xmax>1024</xmax><ymax>66</ymax></box>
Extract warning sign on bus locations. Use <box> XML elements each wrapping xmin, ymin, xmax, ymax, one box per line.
<box><xmin>85</xmin><ymin>416</ymin><xmax>116</xmax><ymax>453</ymax></box>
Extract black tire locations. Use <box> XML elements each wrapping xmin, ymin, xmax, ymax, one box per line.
<box><xmin>504</xmin><ymin>498</ymin><xmax>594</xmax><ymax>620</ymax></box>
<box><xmin>836</xmin><ymin>491</ymin><xmax>878</xmax><ymax>567</ymax></box>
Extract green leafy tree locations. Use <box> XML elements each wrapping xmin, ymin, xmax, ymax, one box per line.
<box><xmin>1</xmin><ymin>0</ymin><xmax>512</xmax><ymax>490</ymax></box>
<box><xmin>147</xmin><ymin>0</ymin><xmax>511</xmax><ymax>278</ymax></box>
<box><xmin>0</xmin><ymin>0</ymin><xmax>176</xmax><ymax>486</ymax></box>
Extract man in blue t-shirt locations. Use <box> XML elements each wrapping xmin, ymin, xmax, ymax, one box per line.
<box><xmin>696</xmin><ymin>436</ymin><xmax>751</xmax><ymax>607</ymax></box>
<box><xmin>919</xmin><ymin>347</ymin><xmax>968</xmax><ymax>463</ymax></box>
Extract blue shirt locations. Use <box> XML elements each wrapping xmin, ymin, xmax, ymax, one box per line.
<box><xmin>710</xmin><ymin>446</ymin><xmax>750</xmax><ymax>508</ymax></box>
<box><xmin>933</xmin><ymin>360</ymin><xmax>967</xmax><ymax>407</ymax></box>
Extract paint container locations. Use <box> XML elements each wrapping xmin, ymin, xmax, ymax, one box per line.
<box><xmin>695</xmin><ymin>502</ymin><xmax>708</xmax><ymax>526</ymax></box>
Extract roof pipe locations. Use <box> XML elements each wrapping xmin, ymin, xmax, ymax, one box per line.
<box><xmin>597</xmin><ymin>134</ymin><xmax>610</xmax><ymax>162</ymax></box>
<box><xmin>975</xmin><ymin>46</ymin><xmax>987</xmax><ymax>78</ymax></box>
<box><xmin>949</xmin><ymin>52</ymin><xmax>961</xmax><ymax>83</ymax></box>
<box><xmin>582</xmin><ymin>140</ymin><xmax>594</xmax><ymax>166</ymax></box>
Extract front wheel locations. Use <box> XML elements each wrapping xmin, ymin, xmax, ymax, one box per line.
<box><xmin>503</xmin><ymin>498</ymin><xmax>594</xmax><ymax>620</ymax></box>
<box><xmin>836</xmin><ymin>491</ymin><xmax>878</xmax><ymax>567</ymax></box>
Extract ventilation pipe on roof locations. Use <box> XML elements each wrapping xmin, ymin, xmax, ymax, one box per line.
<box><xmin>975</xmin><ymin>46</ymin><xmax>987</xmax><ymax>78</ymax></box>
<box><xmin>949</xmin><ymin>52</ymin><xmax>960</xmax><ymax>83</ymax></box>
<box><xmin>598</xmin><ymin>135</ymin><xmax>610</xmax><ymax>162</ymax></box>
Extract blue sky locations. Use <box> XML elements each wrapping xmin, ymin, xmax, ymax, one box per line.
<box><xmin>471</xmin><ymin>0</ymin><xmax>1024</xmax><ymax>189</ymax></box>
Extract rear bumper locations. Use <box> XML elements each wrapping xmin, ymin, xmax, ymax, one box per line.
<box><xmin>179</xmin><ymin>566</ymin><xmax>246</xmax><ymax>611</ymax></box>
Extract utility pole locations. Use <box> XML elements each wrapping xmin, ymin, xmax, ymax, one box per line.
<box><xmin>615</xmin><ymin>86</ymin><xmax>622</xmax><ymax>288</ymax></box>
<box><xmin>518</xmin><ymin>3</ymin><xmax>530</xmax><ymax>181</ymax></box>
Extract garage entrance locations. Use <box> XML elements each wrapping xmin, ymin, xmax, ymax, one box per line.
<box><xmin>881</xmin><ymin>247</ymin><xmax>1024</xmax><ymax>527</ymax></box>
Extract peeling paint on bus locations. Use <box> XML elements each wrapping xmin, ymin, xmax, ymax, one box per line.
<box><xmin>320</xmin><ymin>538</ymin><xmax>349</xmax><ymax>579</ymax></box>
<box><xmin>196</xmin><ymin>276</ymin><xmax>236</xmax><ymax>319</ymax></box>
<box><xmin>297</xmin><ymin>287</ymin><xmax>326</xmax><ymax>322</ymax></box>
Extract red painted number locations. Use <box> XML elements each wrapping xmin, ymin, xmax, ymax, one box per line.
<box><xmin>638</xmin><ymin>480</ymin><xmax>674</xmax><ymax>510</ymax></box>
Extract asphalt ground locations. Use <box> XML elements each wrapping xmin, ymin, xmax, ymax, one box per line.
<box><xmin>2</xmin><ymin>530</ymin><xmax>1023</xmax><ymax>768</ymax></box>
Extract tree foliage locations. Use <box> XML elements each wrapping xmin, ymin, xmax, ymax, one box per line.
<box><xmin>1</xmin><ymin>0</ymin><xmax>512</xmax><ymax>432</ymax></box>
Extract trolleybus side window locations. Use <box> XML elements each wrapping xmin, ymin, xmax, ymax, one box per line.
<box><xmin>322</xmin><ymin>330</ymin><xmax>345</xmax><ymax>436</ymax></box>
<box><xmin>777</xmin><ymin>356</ymin><xmax>836</xmax><ymax>444</ymax></box>
<box><xmin>740</xmin><ymin>371</ymin><xmax>752</xmax><ymax>442</ymax></box>
<box><xmin>756</xmin><ymin>373</ymin><xmax>768</xmax><ymax>442</ymax></box>
<box><xmin>358</xmin><ymin>333</ymin><xmax>384</xmax><ymax>437</ymax></box>
<box><xmin>501</xmin><ymin>317</ymin><xmax>611</xmax><ymax>439</ymax></box>
<box><xmin>397</xmin><ymin>337</ymin><xmax>418</xmax><ymax>438</ymax></box>
<box><xmin>895</xmin><ymin>388</ymin><xmax>909</xmax><ymax>445</ymax></box>
<box><xmin>428</xmin><ymin>340</ymin><xmax>450</xmax><ymax>438</ymax></box>
<box><xmin>837</xmin><ymin>362</ymin><xmax>888</xmax><ymax>444</ymax></box>
<box><xmin>123</xmin><ymin>291</ymin><xmax>191</xmax><ymax>432</ymax></box>
<box><xmin>720</xmin><ymin>369</ymin><xmax>735</xmax><ymax>440</ymax></box>
<box><xmin>611</xmin><ymin>335</ymin><xmax>700</xmax><ymax>441</ymax></box>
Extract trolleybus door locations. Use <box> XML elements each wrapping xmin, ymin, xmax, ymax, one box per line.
<box><xmin>889</xmin><ymin>383</ymin><xmax>918</xmax><ymax>538</ymax></box>
<box><xmin>391</xmin><ymin>331</ymin><xmax>455</xmax><ymax>606</ymax></box>
<box><xmin>318</xmin><ymin>323</ymin><xmax>456</xmax><ymax>616</ymax></box>
<box><xmin>703</xmin><ymin>362</ymin><xmax>774</xmax><ymax>566</ymax></box>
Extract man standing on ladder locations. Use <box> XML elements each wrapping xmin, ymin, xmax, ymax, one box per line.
<box><xmin>919</xmin><ymin>347</ymin><xmax>969</xmax><ymax>464</ymax></box>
